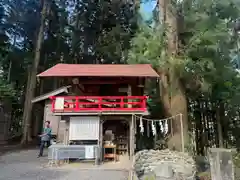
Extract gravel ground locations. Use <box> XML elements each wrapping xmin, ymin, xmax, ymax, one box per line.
<box><xmin>0</xmin><ymin>149</ymin><xmax>129</xmax><ymax>180</ymax></box>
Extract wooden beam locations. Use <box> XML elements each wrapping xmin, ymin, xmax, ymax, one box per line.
<box><xmin>65</xmin><ymin>77</ymin><xmax>138</xmax><ymax>85</ymax></box>
<box><xmin>80</xmin><ymin>80</ymin><xmax>132</xmax><ymax>85</ymax></box>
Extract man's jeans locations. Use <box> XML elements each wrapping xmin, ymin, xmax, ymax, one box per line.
<box><xmin>39</xmin><ymin>140</ymin><xmax>50</xmax><ymax>156</ymax></box>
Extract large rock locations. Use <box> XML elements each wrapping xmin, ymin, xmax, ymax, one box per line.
<box><xmin>154</xmin><ymin>162</ymin><xmax>174</xmax><ymax>178</ymax></box>
<box><xmin>134</xmin><ymin>149</ymin><xmax>196</xmax><ymax>180</ymax></box>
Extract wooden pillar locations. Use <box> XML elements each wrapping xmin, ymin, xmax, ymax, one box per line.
<box><xmin>99</xmin><ymin>118</ymin><xmax>104</xmax><ymax>162</ymax></box>
<box><xmin>64</xmin><ymin>119</ymin><xmax>69</xmax><ymax>145</ymax></box>
<box><xmin>134</xmin><ymin>115</ymin><xmax>137</xmax><ymax>135</ymax></box>
<box><xmin>128</xmin><ymin>84</ymin><xmax>132</xmax><ymax>108</ymax></box>
<box><xmin>134</xmin><ymin>115</ymin><xmax>136</xmax><ymax>152</ymax></box>
<box><xmin>129</xmin><ymin>115</ymin><xmax>133</xmax><ymax>160</ymax></box>
<box><xmin>129</xmin><ymin>115</ymin><xmax>135</xmax><ymax>160</ymax></box>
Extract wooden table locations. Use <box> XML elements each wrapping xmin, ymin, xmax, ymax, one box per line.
<box><xmin>103</xmin><ymin>144</ymin><xmax>117</xmax><ymax>162</ymax></box>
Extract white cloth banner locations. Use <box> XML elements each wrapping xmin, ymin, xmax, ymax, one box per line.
<box><xmin>55</xmin><ymin>97</ymin><xmax>64</xmax><ymax>110</ymax></box>
<box><xmin>140</xmin><ymin>117</ymin><xmax>144</xmax><ymax>133</ymax></box>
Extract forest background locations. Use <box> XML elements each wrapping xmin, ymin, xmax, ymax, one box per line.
<box><xmin>1</xmin><ymin>0</ymin><xmax>240</xmax><ymax>158</ymax></box>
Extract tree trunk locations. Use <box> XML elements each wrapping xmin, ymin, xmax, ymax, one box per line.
<box><xmin>21</xmin><ymin>0</ymin><xmax>49</xmax><ymax>144</ymax></box>
<box><xmin>7</xmin><ymin>34</ymin><xmax>17</xmax><ymax>82</ymax></box>
<box><xmin>165</xmin><ymin>1</ymin><xmax>178</xmax><ymax>55</ymax></box>
<box><xmin>71</xmin><ymin>1</ymin><xmax>81</xmax><ymax>64</ymax></box>
<box><xmin>159</xmin><ymin>0</ymin><xmax>189</xmax><ymax>151</ymax></box>
<box><xmin>158</xmin><ymin>0</ymin><xmax>166</xmax><ymax>24</ymax></box>
<box><xmin>166</xmin><ymin>75</ymin><xmax>188</xmax><ymax>151</ymax></box>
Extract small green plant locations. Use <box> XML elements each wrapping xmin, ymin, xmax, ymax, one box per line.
<box><xmin>233</xmin><ymin>152</ymin><xmax>240</xmax><ymax>168</ymax></box>
<box><xmin>144</xmin><ymin>175</ymin><xmax>155</xmax><ymax>180</ymax></box>
<box><xmin>185</xmin><ymin>132</ymin><xmax>197</xmax><ymax>156</ymax></box>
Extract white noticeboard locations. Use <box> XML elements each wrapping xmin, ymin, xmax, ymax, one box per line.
<box><xmin>85</xmin><ymin>146</ymin><xmax>95</xmax><ymax>159</ymax></box>
<box><xmin>69</xmin><ymin>116</ymin><xmax>100</xmax><ymax>140</ymax></box>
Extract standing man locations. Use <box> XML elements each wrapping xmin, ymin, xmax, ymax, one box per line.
<box><xmin>38</xmin><ymin>121</ymin><xmax>52</xmax><ymax>158</ymax></box>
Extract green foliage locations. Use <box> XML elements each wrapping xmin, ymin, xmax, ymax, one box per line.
<box><xmin>129</xmin><ymin>0</ymin><xmax>240</xmax><ymax>95</ymax></box>
<box><xmin>128</xmin><ymin>25</ymin><xmax>166</xmax><ymax>68</ymax></box>
<box><xmin>0</xmin><ymin>0</ymin><xmax>139</xmax><ymax>139</ymax></box>
<box><xmin>0</xmin><ymin>78</ymin><xmax>15</xmax><ymax>98</ymax></box>
<box><xmin>185</xmin><ymin>132</ymin><xmax>197</xmax><ymax>156</ymax></box>
<box><xmin>129</xmin><ymin>0</ymin><xmax>240</xmax><ymax>98</ymax></box>
<box><xmin>67</xmin><ymin>0</ymin><xmax>137</xmax><ymax>64</ymax></box>
<box><xmin>144</xmin><ymin>175</ymin><xmax>156</xmax><ymax>180</ymax></box>
<box><xmin>128</xmin><ymin>0</ymin><xmax>240</xmax><ymax>150</ymax></box>
<box><xmin>233</xmin><ymin>152</ymin><xmax>240</xmax><ymax>168</ymax></box>
<box><xmin>181</xmin><ymin>0</ymin><xmax>240</xmax><ymax>96</ymax></box>
<box><xmin>146</xmin><ymin>80</ymin><xmax>164</xmax><ymax>118</ymax></box>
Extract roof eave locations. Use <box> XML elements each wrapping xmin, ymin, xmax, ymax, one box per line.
<box><xmin>36</xmin><ymin>64</ymin><xmax>159</xmax><ymax>78</ymax></box>
<box><xmin>31</xmin><ymin>86</ymin><xmax>71</xmax><ymax>103</ymax></box>
<box><xmin>37</xmin><ymin>75</ymin><xmax>159</xmax><ymax>78</ymax></box>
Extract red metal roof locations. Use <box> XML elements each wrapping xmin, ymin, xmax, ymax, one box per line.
<box><xmin>37</xmin><ymin>64</ymin><xmax>159</xmax><ymax>77</ymax></box>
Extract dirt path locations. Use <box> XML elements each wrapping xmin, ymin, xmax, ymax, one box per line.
<box><xmin>0</xmin><ymin>149</ymin><xmax>129</xmax><ymax>180</ymax></box>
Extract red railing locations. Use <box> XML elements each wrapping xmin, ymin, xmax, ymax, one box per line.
<box><xmin>50</xmin><ymin>96</ymin><xmax>147</xmax><ymax>112</ymax></box>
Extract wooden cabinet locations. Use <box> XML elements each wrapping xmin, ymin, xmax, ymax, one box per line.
<box><xmin>116</xmin><ymin>136</ymin><xmax>128</xmax><ymax>155</ymax></box>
